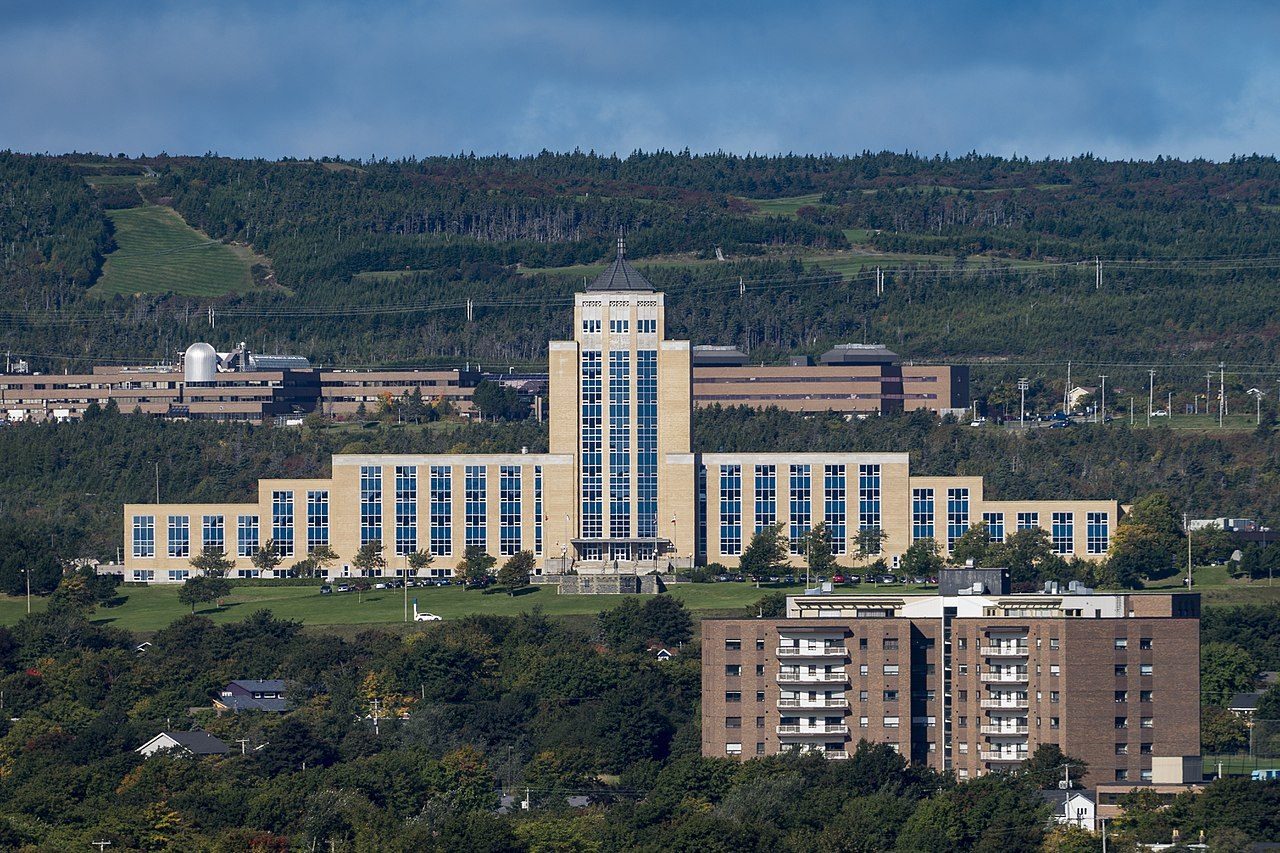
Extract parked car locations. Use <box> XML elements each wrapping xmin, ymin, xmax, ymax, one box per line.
<box><xmin>336</xmin><ymin>584</ymin><xmax>350</xmax><ymax>592</ymax></box>
<box><xmin>373</xmin><ymin>582</ymin><xmax>387</xmax><ymax>590</ymax></box>
<box><xmin>413</xmin><ymin>611</ymin><xmax>442</xmax><ymax>622</ymax></box>
<box><xmin>319</xmin><ymin>585</ymin><xmax>332</xmax><ymax>595</ymax></box>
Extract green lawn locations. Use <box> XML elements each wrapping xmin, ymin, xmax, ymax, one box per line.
<box><xmin>91</xmin><ymin>204</ymin><xmax>257</xmax><ymax>297</ymax></box>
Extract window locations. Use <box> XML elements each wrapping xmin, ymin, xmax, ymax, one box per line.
<box><xmin>860</xmin><ymin>664</ymin><xmax>869</xmax><ymax>676</ymax></box>
<box><xmin>755</xmin><ymin>465</ymin><xmax>777</xmax><ymax>532</ymax></box>
<box><xmin>1140</xmin><ymin>717</ymin><xmax>1154</xmax><ymax>728</ymax></box>
<box><xmin>958</xmin><ymin>664</ymin><xmax>968</xmax><ymax>675</ymax></box>
<box><xmin>1049</xmin><ymin>665</ymin><xmax>1060</xmax><ymax>677</ymax></box>
<box><xmin>725</xmin><ymin>639</ymin><xmax>742</xmax><ymax>650</ymax></box>
<box><xmin>1115</xmin><ymin>665</ymin><xmax>1128</xmax><ymax>676</ymax></box>
<box><xmin>725</xmin><ymin>717</ymin><xmax>742</xmax><ymax>728</ymax></box>
<box><xmin>756</xmin><ymin>717</ymin><xmax>765</xmax><ymax>729</ymax></box>
<box><xmin>429</xmin><ymin>466</ymin><xmax>452</xmax><ymax>557</ymax></box>
<box><xmin>946</xmin><ymin>487</ymin><xmax>969</xmax><ymax>549</ymax></box>
<box><xmin>498</xmin><ymin>466</ymin><xmax>521</xmax><ymax>555</ymax></box>
<box><xmin>1115</xmin><ymin>717</ymin><xmax>1128</xmax><ymax>729</ymax></box>
<box><xmin>1051</xmin><ymin>511</ymin><xmax>1074</xmax><ymax>554</ymax></box>
<box><xmin>958</xmin><ymin>716</ymin><xmax>967</xmax><ymax>728</ymax></box>
<box><xmin>581</xmin><ymin>350</ymin><xmax>603</xmax><ymax>537</ymax></box>
<box><xmin>883</xmin><ymin>716</ymin><xmax>900</xmax><ymax>728</ymax></box>
<box><xmin>1115</xmin><ymin>691</ymin><xmax>1128</xmax><ymax>702</ymax></box>
<box><xmin>859</xmin><ymin>637</ymin><xmax>868</xmax><ymax>649</ymax></box>
<box><xmin>1140</xmin><ymin>664</ymin><xmax>1153</xmax><ymax>676</ymax></box>
<box><xmin>958</xmin><ymin>742</ymin><xmax>969</xmax><ymax>754</ymax></box>
<box><xmin>638</xmin><ymin>318</ymin><xmax>657</xmax><ymax>335</ymax></box>
<box><xmin>1139</xmin><ymin>638</ymin><xmax>1153</xmax><ymax>650</ymax></box>
<box><xmin>756</xmin><ymin>743</ymin><xmax>766</xmax><ymax>755</ymax></box>
<box><xmin>1016</xmin><ymin>511</ymin><xmax>1039</xmax><ymax>530</ymax></box>
<box><xmin>1140</xmin><ymin>690</ymin><xmax>1153</xmax><ymax>703</ymax></box>
<box><xmin>756</xmin><ymin>638</ymin><xmax>765</xmax><ymax>650</ymax></box>
<box><xmin>883</xmin><ymin>664</ymin><xmax>899</xmax><ymax>676</ymax></box>
<box><xmin>883</xmin><ymin>690</ymin><xmax>898</xmax><ymax>702</ymax></box>
<box><xmin>756</xmin><ymin>665</ymin><xmax>765</xmax><ymax>676</ymax></box>
<box><xmin>725</xmin><ymin>665</ymin><xmax>741</xmax><ymax>677</ymax></box>
<box><xmin>1050</xmin><ymin>717</ymin><xmax>1060</xmax><ymax>729</ymax></box>
<box><xmin>581</xmin><ymin>317</ymin><xmax>601</xmax><ymax>335</ymax></box>
<box><xmin>167</xmin><ymin>515</ymin><xmax>189</xmax><ymax>558</ymax></box>
<box><xmin>202</xmin><ymin>515</ymin><xmax>225</xmax><ymax>552</ymax></box>
<box><xmin>858</xmin><ymin>464</ymin><xmax>881</xmax><ymax>545</ymax></box>
<box><xmin>168</xmin><ymin>570</ymin><xmax>189</xmax><ymax>582</ymax></box>
<box><xmin>1114</xmin><ymin>638</ymin><xmax>1128</xmax><ymax>650</ymax></box>
<box><xmin>464</xmin><ymin>466</ymin><xmax>487</xmax><ymax>548</ymax></box>
<box><xmin>756</xmin><ymin>691</ymin><xmax>765</xmax><ymax>702</ymax></box>
<box><xmin>272</xmin><ymin>491</ymin><xmax>294</xmax><ymax>558</ymax></box>
<box><xmin>237</xmin><ymin>515</ymin><xmax>259</xmax><ymax>558</ymax></box>
<box><xmin>882</xmin><ymin>638</ymin><xmax>898</xmax><ymax>650</ymax></box>
<box><xmin>307</xmin><ymin>491</ymin><xmax>329</xmax><ymax>552</ymax></box>
<box><xmin>719</xmin><ymin>465</ymin><xmax>742</xmax><ymax>555</ymax></box>
<box><xmin>1115</xmin><ymin>743</ymin><xmax>1128</xmax><ymax>755</ymax></box>
<box><xmin>789</xmin><ymin>465</ymin><xmax>811</xmax><ymax>554</ymax></box>
<box><xmin>725</xmin><ymin>743</ymin><xmax>742</xmax><ymax>756</ymax></box>
<box><xmin>957</xmin><ymin>690</ymin><xmax>967</xmax><ymax>702</ymax></box>
<box><xmin>534</xmin><ymin>465</ymin><xmax>543</xmax><ymax>556</ymax></box>
<box><xmin>1049</xmin><ymin>638</ymin><xmax>1060</xmax><ymax>650</ymax></box>
<box><xmin>359</xmin><ymin>465</ymin><xmax>383</xmax><ymax>547</ymax></box>
<box><xmin>608</xmin><ymin>351</ymin><xmax>631</xmax><ymax>538</ymax></box>
<box><xmin>859</xmin><ymin>716</ymin><xmax>869</xmax><ymax>728</ymax></box>
<box><xmin>957</xmin><ymin>637</ymin><xmax>967</xmax><ymax>650</ymax></box>
<box><xmin>1115</xmin><ymin>770</ymin><xmax>1129</xmax><ymax>782</ymax></box>
<box><xmin>1050</xmin><ymin>691</ymin><xmax>1060</xmax><ymax>703</ymax></box>
<box><xmin>859</xmin><ymin>690</ymin><xmax>869</xmax><ymax>702</ymax></box>
<box><xmin>824</xmin><ymin>464</ymin><xmax>847</xmax><ymax>555</ymax></box>
<box><xmin>1140</xmin><ymin>769</ymin><xmax>1153</xmax><ymax>782</ymax></box>
<box><xmin>912</xmin><ymin>488</ymin><xmax>934</xmax><ymax>541</ymax></box>
<box><xmin>982</xmin><ymin>511</ymin><xmax>1005</xmax><ymax>543</ymax></box>
<box><xmin>1087</xmin><ymin>511</ymin><xmax>1109</xmax><ymax>554</ymax></box>
<box><xmin>725</xmin><ymin>692</ymin><xmax>741</xmax><ymax>703</ymax></box>
<box><xmin>1141</xmin><ymin>742</ymin><xmax>1153</xmax><ymax>755</ymax></box>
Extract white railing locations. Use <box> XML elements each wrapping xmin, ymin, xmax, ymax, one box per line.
<box><xmin>777</xmin><ymin>671</ymin><xmax>848</xmax><ymax>683</ymax></box>
<box><xmin>778</xmin><ymin>698</ymin><xmax>849</xmax><ymax>709</ymax></box>
<box><xmin>980</xmin><ymin>751</ymin><xmax>1026</xmax><ymax>762</ymax></box>
<box><xmin>823</xmin><ymin>751</ymin><xmax>850</xmax><ymax>760</ymax></box>
<box><xmin>980</xmin><ymin>697</ymin><xmax>1029</xmax><ymax>709</ymax></box>
<box><xmin>777</xmin><ymin>646</ymin><xmax>848</xmax><ymax>657</ymax></box>
<box><xmin>980</xmin><ymin>725</ymin><xmax>1030</xmax><ymax>735</ymax></box>
<box><xmin>980</xmin><ymin>672</ymin><xmax>1029</xmax><ymax>683</ymax></box>
<box><xmin>981</xmin><ymin>645</ymin><xmax>1029</xmax><ymax>657</ymax></box>
<box><xmin>777</xmin><ymin>724</ymin><xmax>849</xmax><ymax>736</ymax></box>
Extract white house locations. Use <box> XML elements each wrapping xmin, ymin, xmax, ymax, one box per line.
<box><xmin>137</xmin><ymin>731</ymin><xmax>229</xmax><ymax>758</ymax></box>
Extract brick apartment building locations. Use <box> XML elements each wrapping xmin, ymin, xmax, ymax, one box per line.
<box><xmin>702</xmin><ymin>569</ymin><xmax>1201</xmax><ymax>787</ymax></box>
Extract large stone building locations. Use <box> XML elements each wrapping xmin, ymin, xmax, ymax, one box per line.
<box><xmin>122</xmin><ymin>242</ymin><xmax>1120</xmax><ymax>582</ymax></box>
<box><xmin>701</xmin><ymin>571</ymin><xmax>1201</xmax><ymax>787</ymax></box>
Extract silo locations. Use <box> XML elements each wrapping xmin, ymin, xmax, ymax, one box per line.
<box><xmin>184</xmin><ymin>343</ymin><xmax>218</xmax><ymax>383</ymax></box>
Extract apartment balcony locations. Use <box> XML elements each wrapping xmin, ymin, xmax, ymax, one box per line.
<box><xmin>823</xmin><ymin>750</ymin><xmax>850</xmax><ymax>760</ymax></box>
<box><xmin>777</xmin><ymin>670</ymin><xmax>848</xmax><ymax>684</ymax></box>
<box><xmin>980</xmin><ymin>751</ymin><xmax>1027</xmax><ymax>763</ymax></box>
<box><xmin>980</xmin><ymin>725</ymin><xmax>1030</xmax><ymax>736</ymax></box>
<box><xmin>777</xmin><ymin>646</ymin><xmax>848</xmax><ymax>657</ymax></box>
<box><xmin>980</xmin><ymin>645</ymin><xmax>1029</xmax><ymax>658</ymax></box>
<box><xmin>980</xmin><ymin>697</ymin><xmax>1029</xmax><ymax>709</ymax></box>
<box><xmin>980</xmin><ymin>671</ymin><xmax>1029</xmax><ymax>684</ymax></box>
<box><xmin>778</xmin><ymin>698</ymin><xmax>850</xmax><ymax>710</ymax></box>
<box><xmin>777</xmin><ymin>724</ymin><xmax>850</xmax><ymax>736</ymax></box>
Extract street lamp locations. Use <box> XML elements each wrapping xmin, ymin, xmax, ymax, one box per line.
<box><xmin>1248</xmin><ymin>388</ymin><xmax>1264</xmax><ymax>425</ymax></box>
<box><xmin>1098</xmin><ymin>374</ymin><xmax>1107</xmax><ymax>423</ymax></box>
<box><xmin>19</xmin><ymin>566</ymin><xmax>30</xmax><ymax>614</ymax></box>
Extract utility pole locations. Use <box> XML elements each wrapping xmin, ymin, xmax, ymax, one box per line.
<box><xmin>1219</xmin><ymin>362</ymin><xmax>1226</xmax><ymax>427</ymax></box>
<box><xmin>155</xmin><ymin>461</ymin><xmax>160</xmax><ymax>504</ymax></box>
<box><xmin>1130</xmin><ymin>397</ymin><xmax>1134</xmax><ymax>426</ymax></box>
<box><xmin>236</xmin><ymin>738</ymin><xmax>250</xmax><ymax>756</ymax></box>
<box><xmin>1185</xmin><ymin>513</ymin><xmax>1193</xmax><ymax>588</ymax></box>
<box><xmin>1064</xmin><ymin>361</ymin><xmax>1071</xmax><ymax>415</ymax></box>
<box><xmin>1095</xmin><ymin>256</ymin><xmax>1101</xmax><ymax>290</ymax></box>
<box><xmin>1099</xmin><ymin>375</ymin><xmax>1107</xmax><ymax>423</ymax></box>
<box><xmin>1018</xmin><ymin>377</ymin><xmax>1029</xmax><ymax>428</ymax></box>
<box><xmin>1148</xmin><ymin>369</ymin><xmax>1156</xmax><ymax>426</ymax></box>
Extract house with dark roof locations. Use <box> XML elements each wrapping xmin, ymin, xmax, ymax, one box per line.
<box><xmin>213</xmin><ymin>679</ymin><xmax>287</xmax><ymax>713</ymax></box>
<box><xmin>137</xmin><ymin>731</ymin><xmax>229</xmax><ymax>758</ymax></box>
<box><xmin>1040</xmin><ymin>788</ymin><xmax>1095</xmax><ymax>831</ymax></box>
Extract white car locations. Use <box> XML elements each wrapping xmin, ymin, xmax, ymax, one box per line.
<box><xmin>413</xmin><ymin>611</ymin><xmax>442</xmax><ymax>622</ymax></box>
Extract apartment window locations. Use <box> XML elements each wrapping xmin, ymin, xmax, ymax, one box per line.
<box><xmin>946</xmin><ymin>487</ymin><xmax>969</xmax><ymax>550</ymax></box>
<box><xmin>756</xmin><ymin>717</ymin><xmax>765</xmax><ymax>729</ymax></box>
<box><xmin>1140</xmin><ymin>770</ymin><xmax>1153</xmax><ymax>782</ymax></box>
<box><xmin>883</xmin><ymin>716</ymin><xmax>900</xmax><ymax>728</ymax></box>
<box><xmin>132</xmin><ymin>515</ymin><xmax>155</xmax><ymax>558</ymax></box>
<box><xmin>725</xmin><ymin>639</ymin><xmax>742</xmax><ymax>650</ymax></box>
<box><xmin>1115</xmin><ymin>743</ymin><xmax>1128</xmax><ymax>755</ymax></box>
<box><xmin>725</xmin><ymin>665</ymin><xmax>741</xmax><ymax>677</ymax></box>
<box><xmin>1050</xmin><ymin>717</ymin><xmax>1060</xmax><ymax>729</ymax></box>
<box><xmin>725</xmin><ymin>717</ymin><xmax>742</xmax><ymax>729</ymax></box>
<box><xmin>725</xmin><ymin>743</ymin><xmax>742</xmax><ymax>756</ymax></box>
<box><xmin>1049</xmin><ymin>665</ymin><xmax>1060</xmax><ymax>677</ymax></box>
<box><xmin>958</xmin><ymin>716</ymin><xmax>967</xmax><ymax>728</ymax></box>
<box><xmin>167</xmin><ymin>515</ymin><xmax>190</xmax><ymax>558</ymax></box>
<box><xmin>756</xmin><ymin>743</ymin><xmax>766</xmax><ymax>755</ymax></box>
<box><xmin>464</xmin><ymin>466</ymin><xmax>487</xmax><ymax>548</ymax></box>
<box><xmin>882</xmin><ymin>638</ymin><xmax>898</xmax><ymax>650</ymax></box>
<box><xmin>1049</xmin><ymin>638</ymin><xmax>1060</xmax><ymax>650</ymax></box>
<box><xmin>725</xmin><ymin>692</ymin><xmax>741</xmax><ymax>703</ymax></box>
<box><xmin>1140</xmin><ymin>690</ymin><xmax>1153</xmax><ymax>703</ymax></box>
<box><xmin>1140</xmin><ymin>664</ymin><xmax>1153</xmax><ymax>676</ymax></box>
<box><xmin>958</xmin><ymin>742</ymin><xmax>969</xmax><ymax>754</ymax></box>
<box><xmin>1140</xmin><ymin>638</ymin><xmax>1153</xmax><ymax>650</ymax></box>
<box><xmin>859</xmin><ymin>638</ymin><xmax>868</xmax><ymax>649</ymax></box>
<box><xmin>883</xmin><ymin>664</ymin><xmax>899</xmax><ymax>676</ymax></box>
<box><xmin>958</xmin><ymin>664</ymin><xmax>968</xmax><ymax>675</ymax></box>
<box><xmin>1115</xmin><ymin>691</ymin><xmax>1128</xmax><ymax>702</ymax></box>
<box><xmin>1016</xmin><ymin>511</ymin><xmax>1039</xmax><ymax>530</ymax></box>
<box><xmin>858</xmin><ymin>464</ymin><xmax>881</xmax><ymax>544</ymax></box>
<box><xmin>756</xmin><ymin>638</ymin><xmax>765</xmax><ymax>650</ymax></box>
<box><xmin>756</xmin><ymin>691</ymin><xmax>765</xmax><ymax>702</ymax></box>
<box><xmin>754</xmin><ymin>465</ymin><xmax>777</xmax><ymax>532</ymax></box>
<box><xmin>1115</xmin><ymin>770</ymin><xmax>1129</xmax><ymax>782</ymax></box>
<box><xmin>860</xmin><ymin>665</ymin><xmax>869</xmax><ymax>676</ymax></box>
<box><xmin>1114</xmin><ymin>638</ymin><xmax>1128</xmax><ymax>650</ymax></box>
<box><xmin>957</xmin><ymin>690</ymin><xmax>967</xmax><ymax>702</ymax></box>
<box><xmin>1115</xmin><ymin>665</ymin><xmax>1128</xmax><ymax>676</ymax></box>
<box><xmin>756</xmin><ymin>665</ymin><xmax>765</xmax><ymax>677</ymax></box>
<box><xmin>883</xmin><ymin>690</ymin><xmax>898</xmax><ymax>702</ymax></box>
<box><xmin>1140</xmin><ymin>743</ymin><xmax>1153</xmax><ymax>755</ymax></box>
<box><xmin>393</xmin><ymin>467</ymin><xmax>419</xmax><ymax>556</ymax></box>
<box><xmin>1140</xmin><ymin>717</ymin><xmax>1154</xmax><ymax>728</ymax></box>
<box><xmin>859</xmin><ymin>716</ymin><xmax>869</xmax><ymax>728</ymax></box>
<box><xmin>859</xmin><ymin>690</ymin><xmax>869</xmax><ymax>703</ymax></box>
<box><xmin>1050</xmin><ymin>691</ymin><xmax>1060</xmax><ymax>703</ymax></box>
<box><xmin>1115</xmin><ymin>717</ymin><xmax>1128</xmax><ymax>729</ymax></box>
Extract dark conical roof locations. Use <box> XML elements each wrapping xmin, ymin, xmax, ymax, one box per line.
<box><xmin>586</xmin><ymin>238</ymin><xmax>655</xmax><ymax>293</ymax></box>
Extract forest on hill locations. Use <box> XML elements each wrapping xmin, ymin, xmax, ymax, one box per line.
<box><xmin>3</xmin><ymin>150</ymin><xmax>1280</xmax><ymax>402</ymax></box>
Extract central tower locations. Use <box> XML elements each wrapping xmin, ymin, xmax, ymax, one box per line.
<box><xmin>548</xmin><ymin>239</ymin><xmax>694</xmax><ymax>563</ymax></box>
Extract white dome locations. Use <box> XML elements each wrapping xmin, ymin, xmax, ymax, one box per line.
<box><xmin>184</xmin><ymin>343</ymin><xmax>218</xmax><ymax>383</ymax></box>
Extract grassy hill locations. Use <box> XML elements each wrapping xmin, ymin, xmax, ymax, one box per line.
<box><xmin>91</xmin><ymin>204</ymin><xmax>258</xmax><ymax>297</ymax></box>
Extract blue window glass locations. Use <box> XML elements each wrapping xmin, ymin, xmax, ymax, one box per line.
<box><xmin>535</xmin><ymin>466</ymin><xmax>543</xmax><ymax>556</ymax></box>
<box><xmin>982</xmin><ymin>512</ymin><xmax>1005</xmax><ymax>543</ymax></box>
<box><xmin>580</xmin><ymin>350</ymin><xmax>603</xmax><ymax>538</ymax></box>
<box><xmin>946</xmin><ymin>488</ymin><xmax>969</xmax><ymax>550</ymax></box>
<box><xmin>1087</xmin><ymin>512</ymin><xmax>1109</xmax><ymax>554</ymax></box>
<box><xmin>825</xmin><ymin>465</ymin><xmax>847</xmax><ymax>555</ymax></box>
<box><xmin>360</xmin><ymin>465</ymin><xmax>382</xmax><ymax>546</ymax></box>
<box><xmin>789</xmin><ymin>465</ymin><xmax>811</xmax><ymax>555</ymax></box>
<box><xmin>1052</xmin><ymin>512</ymin><xmax>1074</xmax><ymax>554</ymax></box>
<box><xmin>465</xmin><ymin>465</ymin><xmax>487</xmax><ymax>548</ymax></box>
<box><xmin>858</xmin><ymin>464</ymin><xmax>881</xmax><ymax>553</ymax></box>
<box><xmin>912</xmin><ymin>488</ymin><xmax>934</xmax><ymax>542</ymax></box>
<box><xmin>272</xmin><ymin>491</ymin><xmax>294</xmax><ymax>558</ymax></box>
<box><xmin>500</xmin><ymin>466</ymin><xmax>521</xmax><ymax>555</ymax></box>
<box><xmin>202</xmin><ymin>515</ymin><xmax>224</xmax><ymax>553</ymax></box>
<box><xmin>720</xmin><ymin>465</ymin><xmax>742</xmax><ymax>556</ymax></box>
<box><xmin>237</xmin><ymin>515</ymin><xmax>259</xmax><ymax>558</ymax></box>
<box><xmin>307</xmin><ymin>491</ymin><xmax>329</xmax><ymax>551</ymax></box>
<box><xmin>430</xmin><ymin>466</ymin><xmax>452</xmax><ymax>557</ymax></box>
<box><xmin>168</xmin><ymin>515</ymin><xmax>190</xmax><ymax>558</ymax></box>
<box><xmin>1017</xmin><ymin>511</ymin><xmax>1039</xmax><ymax>530</ymax></box>
<box><xmin>755</xmin><ymin>465</ymin><xmax>776</xmax><ymax>532</ymax></box>
<box><xmin>637</xmin><ymin>350</ymin><xmax>658</xmax><ymax>539</ymax></box>
<box><xmin>133</xmin><ymin>515</ymin><xmax>155</xmax><ymax>558</ymax></box>
<box><xmin>609</xmin><ymin>350</ymin><xmax>631</xmax><ymax>538</ymax></box>
<box><xmin>394</xmin><ymin>466</ymin><xmax>417</xmax><ymax>556</ymax></box>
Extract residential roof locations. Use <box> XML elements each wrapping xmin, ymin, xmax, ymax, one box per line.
<box><xmin>1229</xmin><ymin>692</ymin><xmax>1262</xmax><ymax>711</ymax></box>
<box><xmin>1040</xmin><ymin>789</ymin><xmax>1093</xmax><ymax>809</ymax></box>
<box><xmin>585</xmin><ymin>238</ymin><xmax>655</xmax><ymax>293</ymax></box>
<box><xmin>140</xmin><ymin>731</ymin><xmax>229</xmax><ymax>756</ymax></box>
<box><xmin>215</xmin><ymin>695</ymin><xmax>288</xmax><ymax>713</ymax></box>
<box><xmin>228</xmin><ymin>679</ymin><xmax>286</xmax><ymax>694</ymax></box>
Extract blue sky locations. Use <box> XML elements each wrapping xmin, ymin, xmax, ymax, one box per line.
<box><xmin>2</xmin><ymin>0</ymin><xmax>1276</xmax><ymax>162</ymax></box>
